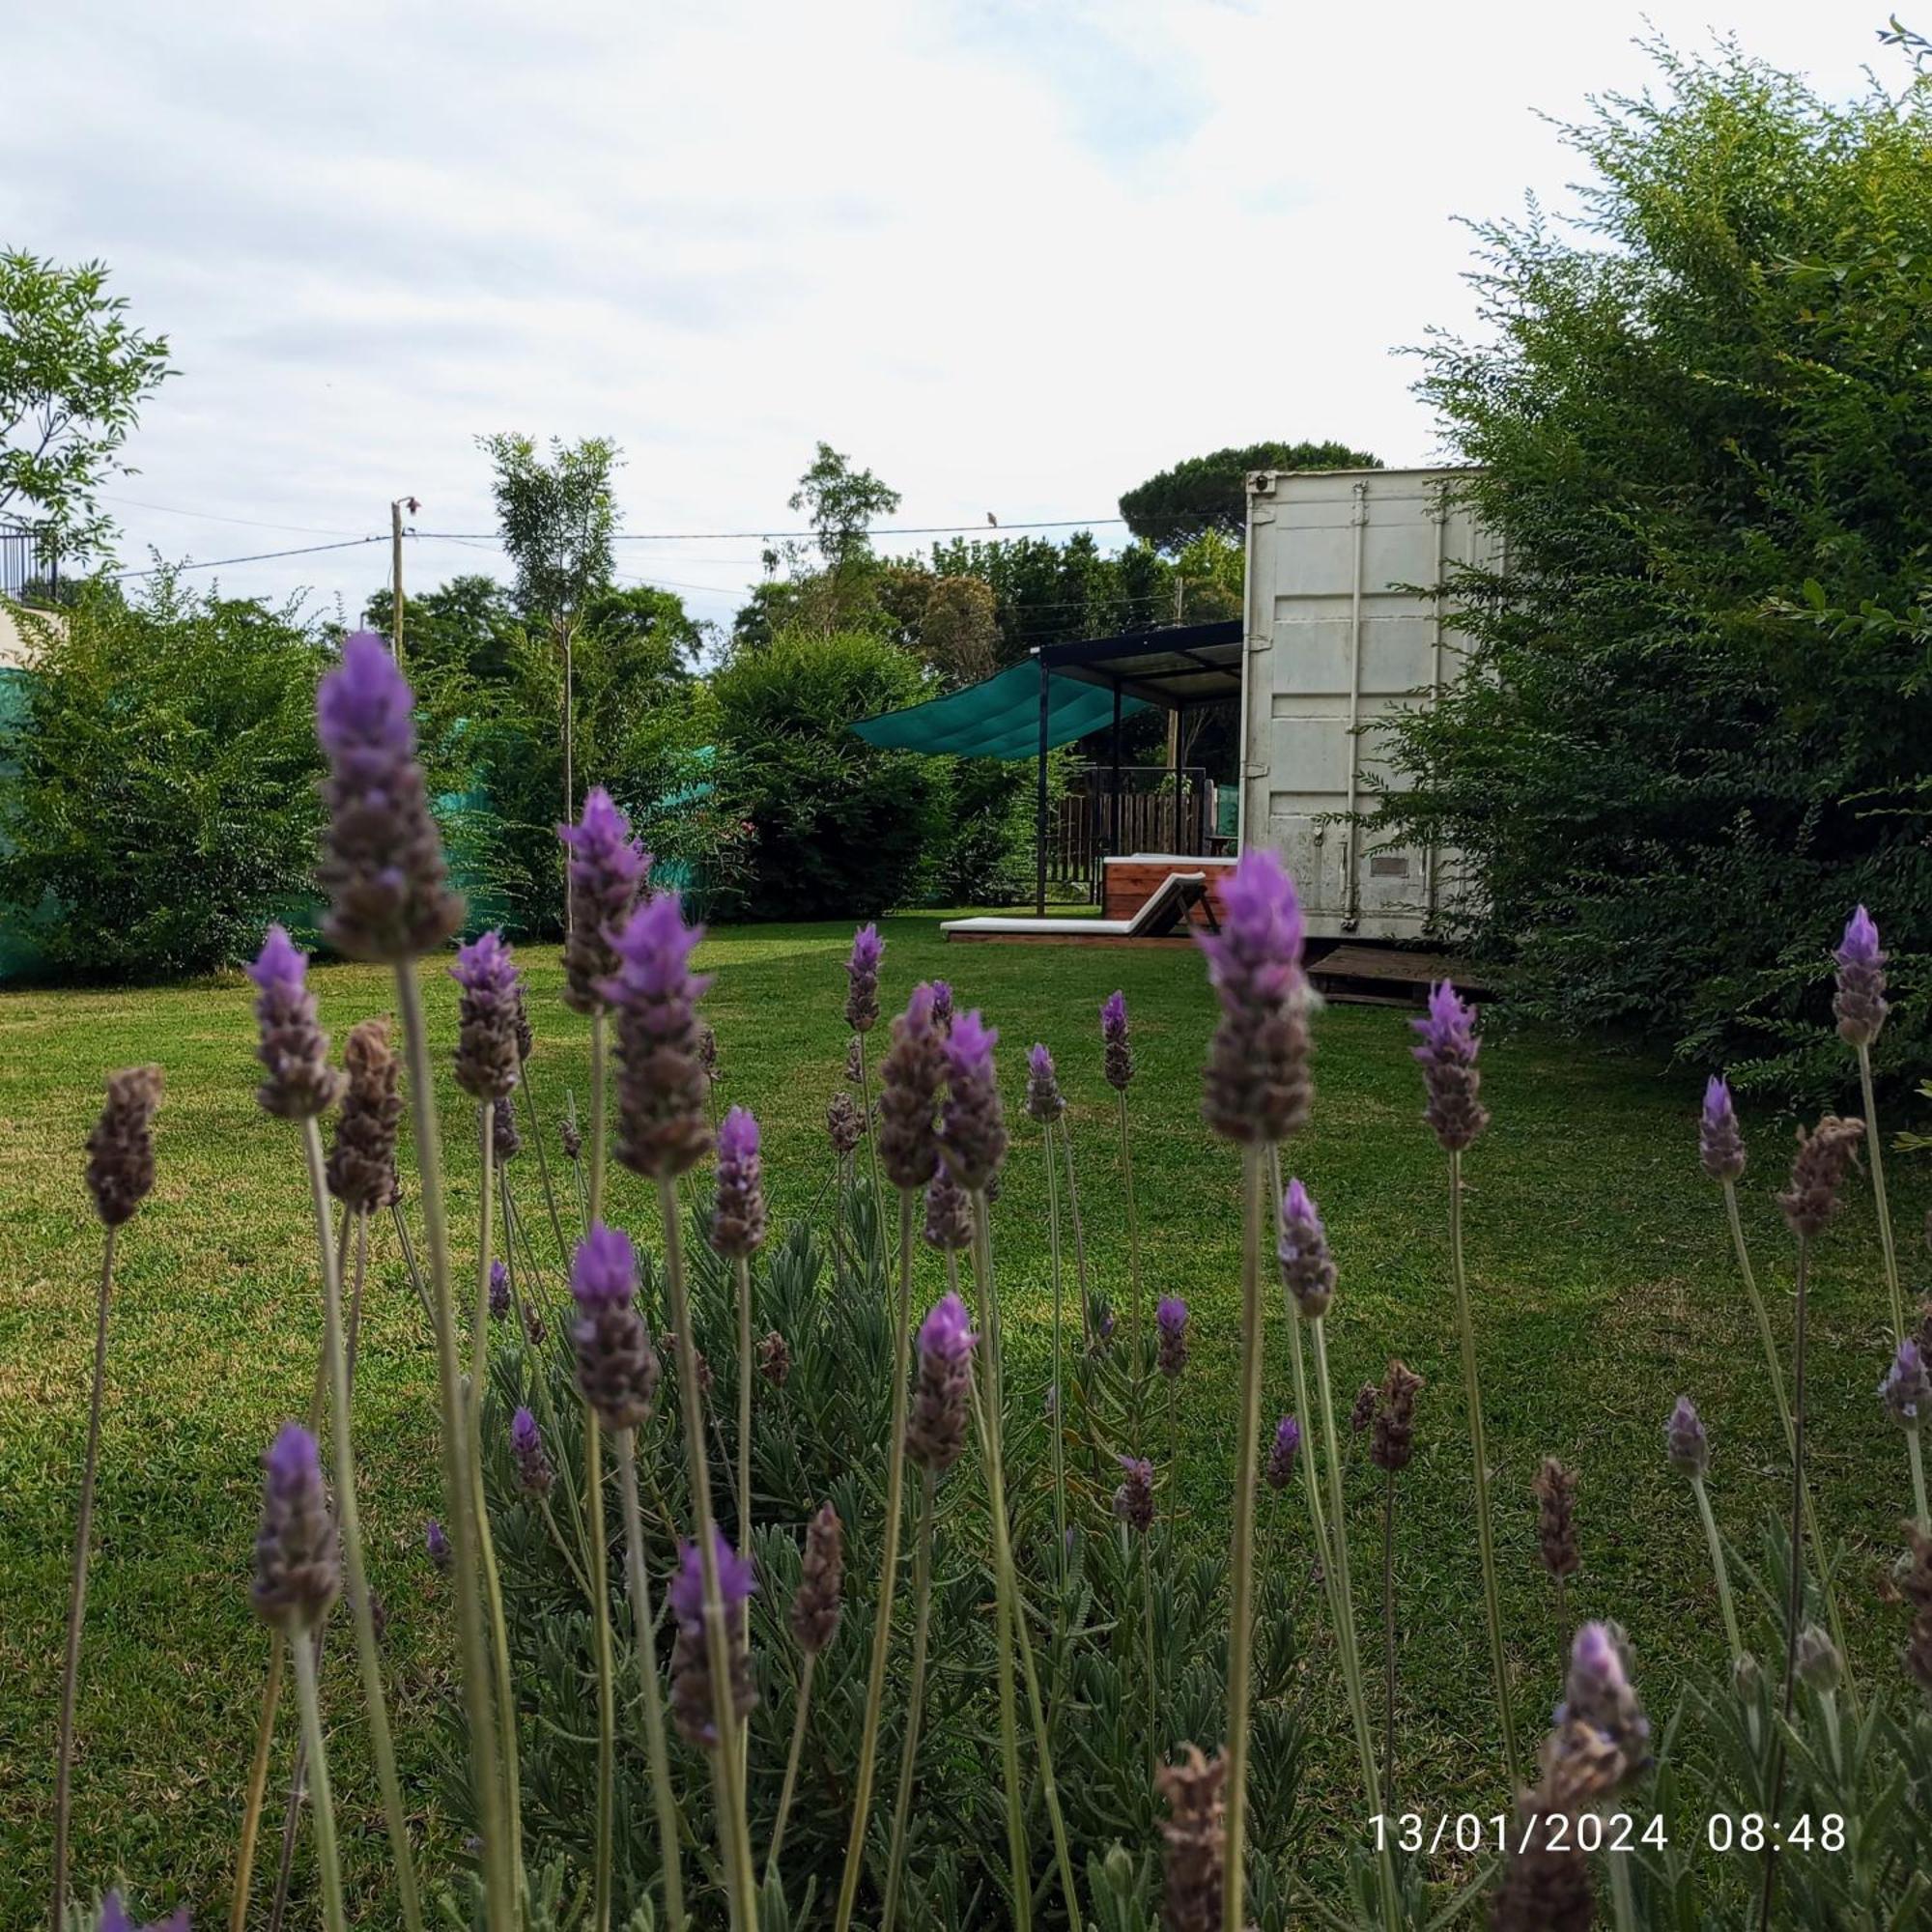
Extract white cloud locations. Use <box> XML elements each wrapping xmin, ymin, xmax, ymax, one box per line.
<box><xmin>2</xmin><ymin>0</ymin><xmax>1889</xmax><ymax>628</ymax></box>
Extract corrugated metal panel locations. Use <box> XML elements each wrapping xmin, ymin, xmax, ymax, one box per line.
<box><xmin>1240</xmin><ymin>467</ymin><xmax>1490</xmax><ymax>941</ymax></box>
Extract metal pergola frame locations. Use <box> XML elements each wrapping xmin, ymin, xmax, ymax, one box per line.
<box><xmin>1028</xmin><ymin>619</ymin><xmax>1241</xmax><ymax>916</ymax></box>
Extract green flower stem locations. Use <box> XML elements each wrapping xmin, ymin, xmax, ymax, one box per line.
<box><xmin>1690</xmin><ymin>1474</ymin><xmax>1745</xmax><ymax>1665</ymax></box>
<box><xmin>657</xmin><ymin>1176</ymin><xmax>759</xmax><ymax>1932</ymax></box>
<box><xmin>585</xmin><ymin>1421</ymin><xmax>618</xmax><ymax>1932</ymax></box>
<box><xmin>1042</xmin><ymin>1117</ymin><xmax>1068</xmax><ymax>1594</ymax></box>
<box><xmin>735</xmin><ymin>1255</ymin><xmax>753</xmax><ymax>1542</ymax></box>
<box><xmin>856</xmin><ymin>1033</ymin><xmax>887</xmax><ymax>1236</ymax></box>
<box><xmin>834</xmin><ymin>1189</ymin><xmax>916</xmax><ymax>1932</ymax></box>
<box><xmin>1908</xmin><ymin>1429</ymin><xmax>1930</xmax><ymax>1535</ymax></box>
<box><xmin>968</xmin><ymin>1190</ymin><xmax>1081</xmax><ymax>1931</ymax></box>
<box><xmin>1448</xmin><ymin>1149</ymin><xmax>1521</xmax><ymax>1794</ymax></box>
<box><xmin>1380</xmin><ymin>1466</ymin><xmax>1398</xmax><ymax>1805</ymax></box>
<box><xmin>1058</xmin><ymin>1115</ymin><xmax>1093</xmax><ymax>1352</ymax></box>
<box><xmin>288</xmin><ymin>1623</ymin><xmax>349</xmax><ymax>1932</ymax></box>
<box><xmin>229</xmin><ymin>1633</ymin><xmax>283</xmax><ymax>1932</ymax></box>
<box><xmin>881</xmin><ymin>1470</ymin><xmax>939</xmax><ymax>1932</ymax></box>
<box><xmin>540</xmin><ymin>1495</ymin><xmax>593</xmax><ymax>1601</ymax></box>
<box><xmin>588</xmin><ymin>1010</ymin><xmax>610</xmax><ymax>1227</ymax></box>
<box><xmin>1607</xmin><ymin>1837</ymin><xmax>1638</xmax><ymax>1932</ymax></box>
<box><xmin>1118</xmin><ymin>1090</ymin><xmax>1145</xmax><ymax>1425</ymax></box>
<box><xmin>565</xmin><ymin>1089</ymin><xmax>591</xmax><ymax>1235</ymax></box>
<box><xmin>1141</xmin><ymin>1534</ymin><xmax>1157</xmax><ymax>1787</ymax></box>
<box><xmin>1222</xmin><ymin>1143</ymin><xmax>1267</xmax><ymax>1932</ymax></box>
<box><xmin>615</xmin><ymin>1429</ymin><xmax>687</xmax><ymax>1932</ymax></box>
<box><xmin>393</xmin><ymin>961</ymin><xmax>510</xmax><ymax>1926</ymax></box>
<box><xmin>1857</xmin><ymin>1045</ymin><xmax>1908</xmax><ymax>1345</ymax></box>
<box><xmin>518</xmin><ymin>1058</ymin><xmax>575</xmax><ymax>1264</ymax></box>
<box><xmin>764</xmin><ymin>1650</ymin><xmax>815</xmax><ymax>1883</ymax></box>
<box><xmin>302</xmin><ymin>1119</ymin><xmax>423</xmax><ymax>1932</ymax></box>
<box><xmin>51</xmin><ymin>1225</ymin><xmax>116</xmax><ymax>1932</ymax></box>
<box><xmin>470</xmin><ymin>1108</ymin><xmax>525</xmax><ymax>1889</ymax></box>
<box><xmin>387</xmin><ymin>1195</ymin><xmax>440</xmax><ymax>1335</ymax></box>
<box><xmin>1720</xmin><ymin>1181</ymin><xmax>1854</xmax><ymax>1694</ymax></box>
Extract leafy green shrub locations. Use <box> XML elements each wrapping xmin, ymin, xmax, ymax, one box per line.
<box><xmin>709</xmin><ymin>629</ymin><xmax>946</xmax><ymax>920</ymax></box>
<box><xmin>0</xmin><ymin>573</ymin><xmax>328</xmax><ymax>979</ymax></box>
<box><xmin>1375</xmin><ymin>38</ymin><xmax>1932</xmax><ymax>1097</ymax></box>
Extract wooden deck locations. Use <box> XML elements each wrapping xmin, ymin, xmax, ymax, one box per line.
<box><xmin>1305</xmin><ymin>943</ymin><xmax>1484</xmax><ymax>1006</ymax></box>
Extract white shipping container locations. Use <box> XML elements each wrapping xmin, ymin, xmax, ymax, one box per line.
<box><xmin>1239</xmin><ymin>466</ymin><xmax>1491</xmax><ymax>942</ymax></box>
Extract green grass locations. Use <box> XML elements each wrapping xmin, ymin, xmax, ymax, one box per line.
<box><xmin>2</xmin><ymin>914</ymin><xmax>1921</xmax><ymax>1926</ymax></box>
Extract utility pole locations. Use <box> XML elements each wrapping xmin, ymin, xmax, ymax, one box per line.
<box><xmin>389</xmin><ymin>496</ymin><xmax>419</xmax><ymax>665</ymax></box>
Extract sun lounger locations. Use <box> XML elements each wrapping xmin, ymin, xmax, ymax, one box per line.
<box><xmin>942</xmin><ymin>870</ymin><xmax>1215</xmax><ymax>942</ymax></box>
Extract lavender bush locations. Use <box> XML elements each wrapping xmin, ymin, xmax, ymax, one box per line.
<box><xmin>41</xmin><ymin>631</ymin><xmax>1932</xmax><ymax>1932</ymax></box>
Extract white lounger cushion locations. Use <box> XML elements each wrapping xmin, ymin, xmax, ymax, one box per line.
<box><xmin>944</xmin><ymin>870</ymin><xmax>1208</xmax><ymax>939</ymax></box>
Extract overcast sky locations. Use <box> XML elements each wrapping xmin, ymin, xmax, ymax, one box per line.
<box><xmin>3</xmin><ymin>2</ymin><xmax>1894</xmax><ymax>634</ymax></box>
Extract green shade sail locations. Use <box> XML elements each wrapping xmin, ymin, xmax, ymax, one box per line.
<box><xmin>850</xmin><ymin>662</ymin><xmax>1151</xmax><ymax>761</ymax></box>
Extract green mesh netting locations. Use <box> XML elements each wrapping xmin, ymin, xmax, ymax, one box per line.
<box><xmin>850</xmin><ymin>663</ymin><xmax>1150</xmax><ymax>761</ymax></box>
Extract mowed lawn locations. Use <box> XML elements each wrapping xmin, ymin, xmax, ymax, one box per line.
<box><xmin>1</xmin><ymin>913</ymin><xmax>1922</xmax><ymax>1925</ymax></box>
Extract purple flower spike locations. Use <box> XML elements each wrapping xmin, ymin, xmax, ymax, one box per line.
<box><xmin>1881</xmin><ymin>1339</ymin><xmax>1932</xmax><ymax>1428</ymax></box>
<box><xmin>928</xmin><ymin>980</ymin><xmax>954</xmax><ymax>1035</ymax></box>
<box><xmin>571</xmin><ymin>1221</ymin><xmax>639</xmax><ymax>1311</ymax></box>
<box><xmin>1025</xmin><ymin>1041</ymin><xmax>1065</xmax><ymax>1123</ymax></box>
<box><xmin>1156</xmin><ymin>1295</ymin><xmax>1189</xmax><ymax>1378</ymax></box>
<box><xmin>1556</xmin><ymin>1620</ymin><xmax>1650</xmax><ymax>1771</ymax></box>
<box><xmin>907</xmin><ymin>1291</ymin><xmax>976</xmax><ymax>1473</ymax></box>
<box><xmin>510</xmin><ymin>1405</ymin><xmax>554</xmax><ymax>1497</ymax></box>
<box><xmin>489</xmin><ymin>1258</ymin><xmax>511</xmax><ymax>1321</ymax></box>
<box><xmin>315</xmin><ymin>631</ymin><xmax>464</xmax><ymax>961</ymax></box>
<box><xmin>450</xmin><ymin>929</ymin><xmax>524</xmax><ymax>1102</ymax></box>
<box><xmin>1199</xmin><ymin>848</ymin><xmax>1311</xmax><ymax>1144</ymax></box>
<box><xmin>1265</xmin><ymin>1414</ymin><xmax>1301</xmax><ymax>1491</ymax></box>
<box><xmin>1113</xmin><ymin>1455</ymin><xmax>1155</xmax><ymax>1533</ymax></box>
<box><xmin>1412</xmin><ymin>980</ymin><xmax>1489</xmax><ymax>1152</ymax></box>
<box><xmin>711</xmin><ymin>1105</ymin><xmax>768</xmax><ymax>1259</ymax></box>
<box><xmin>559</xmin><ymin>785</ymin><xmax>650</xmax><ymax>1015</ymax></box>
<box><xmin>877</xmin><ymin>983</ymin><xmax>944</xmax><ymax>1189</ymax></box>
<box><xmin>1699</xmin><ymin>1075</ymin><xmax>1746</xmax><ymax>1183</ymax></box>
<box><xmin>845</xmin><ymin>923</ymin><xmax>884</xmax><ymax>1034</ymax></box>
<box><xmin>1665</xmin><ymin>1395</ymin><xmax>1709</xmax><ymax>1479</ymax></box>
<box><xmin>99</xmin><ymin>1891</ymin><xmax>189</xmax><ymax>1932</ymax></box>
<box><xmin>668</xmin><ymin>1528</ymin><xmax>759</xmax><ymax>1747</ymax></box>
<box><xmin>938</xmin><ymin>1009</ymin><xmax>1008</xmax><ymax>1192</ymax></box>
<box><xmin>425</xmin><ymin>1518</ymin><xmax>451</xmax><ymax>1571</ymax></box>
<box><xmin>922</xmin><ymin>1157</ymin><xmax>973</xmax><ymax>1252</ymax></box>
<box><xmin>252</xmin><ymin>1423</ymin><xmax>338</xmax><ymax>1632</ymax></box>
<box><xmin>1833</xmin><ymin>904</ymin><xmax>1888</xmax><ymax>1047</ymax></box>
<box><xmin>1100</xmin><ymin>989</ymin><xmax>1133</xmax><ymax>1091</ymax></box>
<box><xmin>599</xmin><ymin>893</ymin><xmax>715</xmax><ymax>1180</ymax></box>
<box><xmin>1278</xmin><ymin>1178</ymin><xmax>1337</xmax><ymax>1320</ymax></box>
<box><xmin>247</xmin><ymin>925</ymin><xmax>343</xmax><ymax>1121</ymax></box>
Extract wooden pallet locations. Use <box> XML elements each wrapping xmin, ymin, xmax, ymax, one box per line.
<box><xmin>1306</xmin><ymin>943</ymin><xmax>1483</xmax><ymax>1006</ymax></box>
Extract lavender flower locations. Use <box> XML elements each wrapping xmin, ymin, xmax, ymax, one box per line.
<box><xmin>906</xmin><ymin>1292</ymin><xmax>976</xmax><ymax>1474</ymax></box>
<box><xmin>251</xmin><ymin>1423</ymin><xmax>338</xmax><ymax>1631</ymax></box>
<box><xmin>509</xmin><ymin>1406</ymin><xmax>553</xmax><ymax>1498</ymax></box>
<box><xmin>1100</xmin><ymin>988</ymin><xmax>1133</xmax><ymax>1091</ymax></box>
<box><xmin>1666</xmin><ymin>1395</ymin><xmax>1709</xmax><ymax>1478</ymax></box>
<box><xmin>826</xmin><ymin>1088</ymin><xmax>864</xmax><ymax>1158</ymax></box>
<box><xmin>1265</xmin><ymin>1414</ymin><xmax>1301</xmax><ymax>1490</ymax></box>
<box><xmin>1833</xmin><ymin>904</ymin><xmax>1888</xmax><ymax>1047</ymax></box>
<box><xmin>1199</xmin><ymin>848</ymin><xmax>1311</xmax><ymax>1144</ymax></box>
<box><xmin>938</xmin><ymin>1009</ymin><xmax>1008</xmax><ymax>1192</ymax></box>
<box><xmin>1113</xmin><ymin>1455</ymin><xmax>1155</xmax><ymax>1533</ymax></box>
<box><xmin>523</xmin><ymin>1299</ymin><xmax>546</xmax><ymax>1348</ymax></box>
<box><xmin>757</xmin><ymin>1329</ymin><xmax>790</xmax><ymax>1387</ymax></box>
<box><xmin>791</xmin><ymin>1502</ymin><xmax>843</xmax><ymax>1653</ymax></box>
<box><xmin>922</xmin><ymin>1158</ymin><xmax>973</xmax><ymax>1252</ymax></box>
<box><xmin>697</xmin><ymin>1020</ymin><xmax>720</xmax><ymax>1087</ymax></box>
<box><xmin>1350</xmin><ymin>1381</ymin><xmax>1379</xmax><ymax>1435</ymax></box>
<box><xmin>450</xmin><ymin>930</ymin><xmax>523</xmax><ymax>1102</ymax></box>
<box><xmin>488</xmin><ymin>1259</ymin><xmax>510</xmax><ymax>1322</ymax></box>
<box><xmin>315</xmin><ymin>631</ymin><xmax>463</xmax><ymax>960</ymax></box>
<box><xmin>1902</xmin><ymin>1525</ymin><xmax>1932</xmax><ymax>1702</ymax></box>
<box><xmin>1372</xmin><ymin>1360</ymin><xmax>1424</xmax><ymax>1475</ymax></box>
<box><xmin>1533</xmin><ymin>1457</ymin><xmax>1579</xmax><ymax>1579</ymax></box>
<box><xmin>425</xmin><ymin>1518</ymin><xmax>450</xmax><ymax>1572</ymax></box>
<box><xmin>1277</xmin><ymin>1178</ymin><xmax>1336</xmax><ymax>1319</ymax></box>
<box><xmin>668</xmin><ymin>1529</ymin><xmax>758</xmax><ymax>1747</ymax></box>
<box><xmin>1412</xmin><ymin>980</ymin><xmax>1489</xmax><ymax>1153</ymax></box>
<box><xmin>1092</xmin><ymin>1300</ymin><xmax>1115</xmax><ymax>1351</ymax></box>
<box><xmin>1794</xmin><ymin>1623</ymin><xmax>1842</xmax><ymax>1692</ymax></box>
<box><xmin>1154</xmin><ymin>1745</ymin><xmax>1227</xmax><ymax>1932</ymax></box>
<box><xmin>710</xmin><ymin>1105</ymin><xmax>767</xmax><ymax>1258</ymax></box>
<box><xmin>512</xmin><ymin>979</ymin><xmax>533</xmax><ymax>1065</ymax></box>
<box><xmin>247</xmin><ymin>925</ymin><xmax>342</xmax><ymax>1120</ymax></box>
<box><xmin>1024</xmin><ymin>1041</ymin><xmax>1065</xmax><ymax>1123</ymax></box>
<box><xmin>1156</xmin><ymin>1296</ymin><xmax>1189</xmax><ymax>1378</ymax></box>
<box><xmin>844</xmin><ymin>923</ymin><xmax>884</xmax><ymax>1034</ymax></box>
<box><xmin>1778</xmin><ymin>1114</ymin><xmax>1865</xmax><ymax>1239</ymax></box>
<box><xmin>559</xmin><ymin>1115</ymin><xmax>582</xmax><ymax>1162</ymax></box>
<box><xmin>558</xmin><ymin>785</ymin><xmax>649</xmax><ymax>1015</ymax></box>
<box><xmin>844</xmin><ymin>1035</ymin><xmax>864</xmax><ymax>1086</ymax></box>
<box><xmin>570</xmin><ymin>1222</ymin><xmax>660</xmax><ymax>1432</ymax></box>
<box><xmin>876</xmin><ymin>984</ymin><xmax>945</xmax><ymax>1190</ymax></box>
<box><xmin>928</xmin><ymin>980</ymin><xmax>953</xmax><ymax>1035</ymax></box>
<box><xmin>1488</xmin><ymin>1727</ymin><xmax>1613</xmax><ymax>1932</ymax></box>
<box><xmin>98</xmin><ymin>1890</ymin><xmax>189</xmax><ymax>1932</ymax></box>
<box><xmin>327</xmin><ymin>1016</ymin><xmax>401</xmax><ymax>1211</ymax></box>
<box><xmin>85</xmin><ymin>1065</ymin><xmax>162</xmax><ymax>1228</ymax></box>
<box><xmin>1554</xmin><ymin>1621</ymin><xmax>1650</xmax><ymax>1773</ymax></box>
<box><xmin>1880</xmin><ymin>1339</ymin><xmax>1931</xmax><ymax>1428</ymax></box>
<box><xmin>492</xmin><ymin>1093</ymin><xmax>521</xmax><ymax>1162</ymax></box>
<box><xmin>1699</xmin><ymin>1075</ymin><xmax>1746</xmax><ymax>1183</ymax></box>
<box><xmin>599</xmin><ymin>893</ymin><xmax>715</xmax><ymax>1180</ymax></box>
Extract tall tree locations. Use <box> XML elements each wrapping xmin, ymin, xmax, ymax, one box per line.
<box><xmin>477</xmin><ymin>433</ymin><xmax>620</xmax><ymax>833</ymax></box>
<box><xmin>1119</xmin><ymin>440</ymin><xmax>1378</xmax><ymax>549</ymax></box>
<box><xmin>0</xmin><ymin>250</ymin><xmax>172</xmax><ymax>563</ymax></box>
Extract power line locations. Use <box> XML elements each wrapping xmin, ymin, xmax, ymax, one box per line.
<box><xmin>412</xmin><ymin>516</ymin><xmax>1127</xmax><ymax>542</ymax></box>
<box><xmin>106</xmin><ymin>536</ymin><xmax>388</xmax><ymax>581</ymax></box>
<box><xmin>100</xmin><ymin>494</ymin><xmax>370</xmax><ymax>539</ymax></box>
